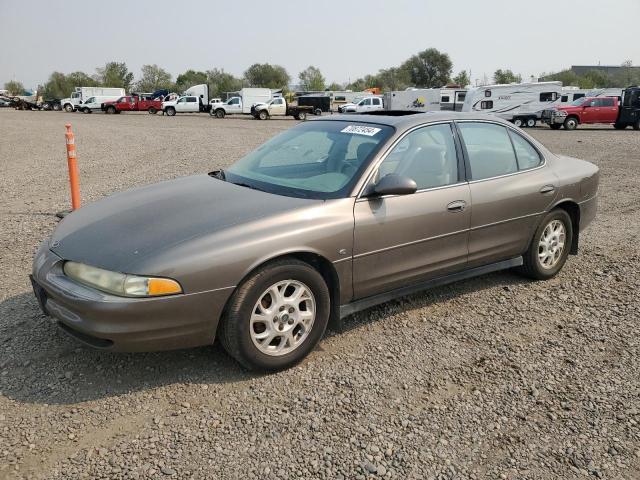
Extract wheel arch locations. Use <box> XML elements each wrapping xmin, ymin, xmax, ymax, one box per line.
<box><xmin>566</xmin><ymin>114</ymin><xmax>580</xmax><ymax>124</ymax></box>
<box><xmin>550</xmin><ymin>199</ymin><xmax>580</xmax><ymax>254</ymax></box>
<box><xmin>218</xmin><ymin>250</ymin><xmax>342</xmax><ymax>334</ymax></box>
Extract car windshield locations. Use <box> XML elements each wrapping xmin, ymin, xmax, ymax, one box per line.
<box><xmin>224</xmin><ymin>120</ymin><xmax>394</xmax><ymax>199</ymax></box>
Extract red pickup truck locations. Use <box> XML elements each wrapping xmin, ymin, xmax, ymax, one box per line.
<box><xmin>541</xmin><ymin>96</ymin><xmax>621</xmax><ymax>130</ymax></box>
<box><xmin>102</xmin><ymin>95</ymin><xmax>162</xmax><ymax>114</ymax></box>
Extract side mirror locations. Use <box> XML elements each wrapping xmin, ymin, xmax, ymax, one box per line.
<box><xmin>369</xmin><ymin>174</ymin><xmax>417</xmax><ymax>197</ymax></box>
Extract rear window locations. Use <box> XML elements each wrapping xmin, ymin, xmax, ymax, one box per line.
<box><xmin>458</xmin><ymin>122</ymin><xmax>518</xmax><ymax>180</ymax></box>
<box><xmin>508</xmin><ymin>131</ymin><xmax>542</xmax><ymax>170</ymax></box>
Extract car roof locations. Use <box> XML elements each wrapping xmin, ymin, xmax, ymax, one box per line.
<box><xmin>312</xmin><ymin>112</ymin><xmax>514</xmax><ymax>129</ymax></box>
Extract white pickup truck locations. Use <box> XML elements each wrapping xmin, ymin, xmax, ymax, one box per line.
<box><xmin>209</xmin><ymin>88</ymin><xmax>272</xmax><ymax>118</ymax></box>
<box><xmin>251</xmin><ymin>97</ymin><xmax>313</xmax><ymax>120</ymax></box>
<box><xmin>338</xmin><ymin>96</ymin><xmax>384</xmax><ymax>113</ymax></box>
<box><xmin>162</xmin><ymin>95</ymin><xmax>202</xmax><ymax>116</ymax></box>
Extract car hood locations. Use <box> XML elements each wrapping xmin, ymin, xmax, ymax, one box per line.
<box><xmin>50</xmin><ymin>175</ymin><xmax>316</xmax><ymax>272</ymax></box>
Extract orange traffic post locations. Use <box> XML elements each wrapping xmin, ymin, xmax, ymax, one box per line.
<box><xmin>64</xmin><ymin>123</ymin><xmax>81</xmax><ymax>210</ymax></box>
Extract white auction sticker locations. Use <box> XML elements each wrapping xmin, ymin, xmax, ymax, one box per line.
<box><xmin>340</xmin><ymin>125</ymin><xmax>381</xmax><ymax>136</ymax></box>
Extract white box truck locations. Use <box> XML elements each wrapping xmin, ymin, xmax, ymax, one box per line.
<box><xmin>383</xmin><ymin>88</ymin><xmax>441</xmax><ymax>112</ymax></box>
<box><xmin>60</xmin><ymin>87</ymin><xmax>126</xmax><ymax>112</ymax></box>
<box><xmin>209</xmin><ymin>88</ymin><xmax>272</xmax><ymax>118</ymax></box>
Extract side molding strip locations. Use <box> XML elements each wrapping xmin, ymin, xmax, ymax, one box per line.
<box><xmin>339</xmin><ymin>257</ymin><xmax>523</xmax><ymax>319</ymax></box>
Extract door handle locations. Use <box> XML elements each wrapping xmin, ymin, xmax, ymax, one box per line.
<box><xmin>539</xmin><ymin>185</ymin><xmax>556</xmax><ymax>194</ymax></box>
<box><xmin>447</xmin><ymin>200</ymin><xmax>466</xmax><ymax>212</ymax></box>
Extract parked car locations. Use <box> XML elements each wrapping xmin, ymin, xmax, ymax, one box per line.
<box><xmin>162</xmin><ymin>84</ymin><xmax>211</xmax><ymax>115</ymax></box>
<box><xmin>251</xmin><ymin>97</ymin><xmax>313</xmax><ymax>120</ymax></box>
<box><xmin>61</xmin><ymin>87</ymin><xmax>126</xmax><ymax>112</ymax></box>
<box><xmin>541</xmin><ymin>86</ymin><xmax>640</xmax><ymax>130</ymax></box>
<box><xmin>31</xmin><ymin>112</ymin><xmax>598</xmax><ymax>371</ymax></box>
<box><xmin>209</xmin><ymin>88</ymin><xmax>272</xmax><ymax>118</ymax></box>
<box><xmin>102</xmin><ymin>95</ymin><xmax>163</xmax><ymax>114</ymax></box>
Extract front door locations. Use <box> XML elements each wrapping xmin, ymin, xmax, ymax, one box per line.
<box><xmin>268</xmin><ymin>98</ymin><xmax>286</xmax><ymax>115</ymax></box>
<box><xmin>456</xmin><ymin>121</ymin><xmax>559</xmax><ymax>267</ymax></box>
<box><xmin>353</xmin><ymin>122</ymin><xmax>470</xmax><ymax>299</ymax></box>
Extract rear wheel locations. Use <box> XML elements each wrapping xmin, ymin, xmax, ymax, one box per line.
<box><xmin>513</xmin><ymin>118</ymin><xmax>524</xmax><ymax>127</ymax></box>
<box><xmin>633</xmin><ymin>120</ymin><xmax>640</xmax><ymax>131</ymax></box>
<box><xmin>526</xmin><ymin>117</ymin><xmax>536</xmax><ymax>128</ymax></box>
<box><xmin>105</xmin><ymin>106</ymin><xmax>116</xmax><ymax>114</ymax></box>
<box><xmin>148</xmin><ymin>107</ymin><xmax>157</xmax><ymax>114</ymax></box>
<box><xmin>314</xmin><ymin>108</ymin><xmax>322</xmax><ymax>116</ymax></box>
<box><xmin>613</xmin><ymin>123</ymin><xmax>626</xmax><ymax>130</ymax></box>
<box><xmin>53</xmin><ymin>103</ymin><xmax>61</xmax><ymax>111</ymax></box>
<box><xmin>165</xmin><ymin>107</ymin><xmax>176</xmax><ymax>116</ymax></box>
<box><xmin>518</xmin><ymin>209</ymin><xmax>573</xmax><ymax>280</ymax></box>
<box><xmin>298</xmin><ymin>111</ymin><xmax>307</xmax><ymax>121</ymax></box>
<box><xmin>218</xmin><ymin>259</ymin><xmax>330</xmax><ymax>371</ymax></box>
<box><xmin>563</xmin><ymin>116</ymin><xmax>578</xmax><ymax>130</ymax></box>
<box><xmin>549</xmin><ymin>123</ymin><xmax>562</xmax><ymax>130</ymax></box>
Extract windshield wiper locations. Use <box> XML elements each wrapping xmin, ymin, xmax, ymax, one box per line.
<box><xmin>208</xmin><ymin>169</ymin><xmax>226</xmax><ymax>180</ymax></box>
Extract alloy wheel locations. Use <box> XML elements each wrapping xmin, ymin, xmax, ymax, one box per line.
<box><xmin>538</xmin><ymin>219</ymin><xmax>566</xmax><ymax>269</ymax></box>
<box><xmin>250</xmin><ymin>280</ymin><xmax>316</xmax><ymax>356</ymax></box>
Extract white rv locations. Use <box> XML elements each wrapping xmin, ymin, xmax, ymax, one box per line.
<box><xmin>383</xmin><ymin>88</ymin><xmax>441</xmax><ymax>112</ymax></box>
<box><xmin>560</xmin><ymin>87</ymin><xmax>589</xmax><ymax>104</ymax></box>
<box><xmin>440</xmin><ymin>88</ymin><xmax>467</xmax><ymax>111</ymax></box>
<box><xmin>461</xmin><ymin>81</ymin><xmax>563</xmax><ymax>127</ymax></box>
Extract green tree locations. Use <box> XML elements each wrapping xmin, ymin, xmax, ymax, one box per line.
<box><xmin>298</xmin><ymin>66</ymin><xmax>325</xmax><ymax>91</ymax></box>
<box><xmin>175</xmin><ymin>69</ymin><xmax>208</xmax><ymax>92</ymax></box>
<box><xmin>41</xmin><ymin>71</ymin><xmax>98</xmax><ymax>99</ymax></box>
<box><xmin>206</xmin><ymin>68</ymin><xmax>242</xmax><ymax>98</ymax></box>
<box><xmin>4</xmin><ymin>80</ymin><xmax>24</xmax><ymax>95</ymax></box>
<box><xmin>540</xmin><ymin>69</ymin><xmax>579</xmax><ymax>87</ymax></box>
<box><xmin>452</xmin><ymin>70</ymin><xmax>470</xmax><ymax>87</ymax></box>
<box><xmin>400</xmin><ymin>48</ymin><xmax>452</xmax><ymax>88</ymax></box>
<box><xmin>376</xmin><ymin>67</ymin><xmax>411</xmax><ymax>91</ymax></box>
<box><xmin>244</xmin><ymin>63</ymin><xmax>290</xmax><ymax>89</ymax></box>
<box><xmin>96</xmin><ymin>62</ymin><xmax>134</xmax><ymax>90</ymax></box>
<box><xmin>583</xmin><ymin>70</ymin><xmax>609</xmax><ymax>88</ymax></box>
<box><xmin>136</xmin><ymin>64</ymin><xmax>173</xmax><ymax>92</ymax></box>
<box><xmin>326</xmin><ymin>82</ymin><xmax>344</xmax><ymax>91</ymax></box>
<box><xmin>493</xmin><ymin>69</ymin><xmax>522</xmax><ymax>84</ymax></box>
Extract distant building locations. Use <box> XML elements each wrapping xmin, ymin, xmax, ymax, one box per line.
<box><xmin>571</xmin><ymin>65</ymin><xmax>640</xmax><ymax>77</ymax></box>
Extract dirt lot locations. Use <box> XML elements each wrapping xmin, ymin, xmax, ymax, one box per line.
<box><xmin>0</xmin><ymin>109</ymin><xmax>639</xmax><ymax>479</ymax></box>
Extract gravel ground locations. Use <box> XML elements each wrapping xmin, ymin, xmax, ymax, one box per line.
<box><xmin>0</xmin><ymin>109</ymin><xmax>638</xmax><ymax>480</ymax></box>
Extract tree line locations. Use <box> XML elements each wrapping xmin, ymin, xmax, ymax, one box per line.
<box><xmin>5</xmin><ymin>51</ymin><xmax>636</xmax><ymax>99</ymax></box>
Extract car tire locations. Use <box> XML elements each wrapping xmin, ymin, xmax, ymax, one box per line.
<box><xmin>563</xmin><ymin>116</ymin><xmax>578</xmax><ymax>130</ymax></box>
<box><xmin>64</xmin><ymin>104</ymin><xmax>73</xmax><ymax>113</ymax></box>
<box><xmin>298</xmin><ymin>111</ymin><xmax>307</xmax><ymax>121</ymax></box>
<box><xmin>550</xmin><ymin>124</ymin><xmax>562</xmax><ymax>130</ymax></box>
<box><xmin>148</xmin><ymin>107</ymin><xmax>157</xmax><ymax>114</ymax></box>
<box><xmin>526</xmin><ymin>118</ymin><xmax>536</xmax><ymax>128</ymax></box>
<box><xmin>105</xmin><ymin>106</ymin><xmax>116</xmax><ymax>114</ymax></box>
<box><xmin>513</xmin><ymin>118</ymin><xmax>523</xmax><ymax>127</ymax></box>
<box><xmin>518</xmin><ymin>209</ymin><xmax>573</xmax><ymax>280</ymax></box>
<box><xmin>613</xmin><ymin>123</ymin><xmax>626</xmax><ymax>130</ymax></box>
<box><xmin>314</xmin><ymin>108</ymin><xmax>322</xmax><ymax>116</ymax></box>
<box><xmin>165</xmin><ymin>107</ymin><xmax>176</xmax><ymax>116</ymax></box>
<box><xmin>258</xmin><ymin>110</ymin><xmax>269</xmax><ymax>120</ymax></box>
<box><xmin>215</xmin><ymin>109</ymin><xmax>225</xmax><ymax>119</ymax></box>
<box><xmin>82</xmin><ymin>108</ymin><xmax>90</xmax><ymax>114</ymax></box>
<box><xmin>53</xmin><ymin>103</ymin><xmax>61</xmax><ymax>111</ymax></box>
<box><xmin>633</xmin><ymin>120</ymin><xmax>640</xmax><ymax>131</ymax></box>
<box><xmin>218</xmin><ymin>258</ymin><xmax>330</xmax><ymax>372</ymax></box>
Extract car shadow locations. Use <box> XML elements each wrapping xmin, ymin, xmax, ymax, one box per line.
<box><xmin>0</xmin><ymin>269</ymin><xmax>530</xmax><ymax>406</ymax></box>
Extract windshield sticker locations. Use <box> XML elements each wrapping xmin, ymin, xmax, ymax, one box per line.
<box><xmin>340</xmin><ymin>125</ymin><xmax>381</xmax><ymax>136</ymax></box>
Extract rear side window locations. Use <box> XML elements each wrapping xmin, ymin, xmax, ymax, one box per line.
<box><xmin>480</xmin><ymin>100</ymin><xmax>493</xmax><ymax>109</ymax></box>
<box><xmin>441</xmin><ymin>95</ymin><xmax>450</xmax><ymax>102</ymax></box>
<box><xmin>540</xmin><ymin>92</ymin><xmax>558</xmax><ymax>101</ymax></box>
<box><xmin>186</xmin><ymin>97</ymin><xmax>197</xmax><ymax>103</ymax></box>
<box><xmin>458</xmin><ymin>123</ymin><xmax>518</xmax><ymax>180</ymax></box>
<box><xmin>600</xmin><ymin>98</ymin><xmax>615</xmax><ymax>107</ymax></box>
<box><xmin>508</xmin><ymin>131</ymin><xmax>542</xmax><ymax>170</ymax></box>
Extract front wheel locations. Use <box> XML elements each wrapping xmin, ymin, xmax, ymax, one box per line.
<box><xmin>165</xmin><ymin>107</ymin><xmax>176</xmax><ymax>116</ymax></box>
<box><xmin>258</xmin><ymin>110</ymin><xmax>269</xmax><ymax>120</ymax></box>
<box><xmin>218</xmin><ymin>259</ymin><xmax>330</xmax><ymax>371</ymax></box>
<box><xmin>518</xmin><ymin>209</ymin><xmax>573</xmax><ymax>280</ymax></box>
<box><xmin>297</xmin><ymin>111</ymin><xmax>307</xmax><ymax>121</ymax></box>
<box><xmin>563</xmin><ymin>117</ymin><xmax>578</xmax><ymax>130</ymax></box>
<box><xmin>82</xmin><ymin>108</ymin><xmax>90</xmax><ymax>114</ymax></box>
<box><xmin>63</xmin><ymin>104</ymin><xmax>73</xmax><ymax>112</ymax></box>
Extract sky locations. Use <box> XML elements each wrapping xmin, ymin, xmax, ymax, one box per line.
<box><xmin>1</xmin><ymin>0</ymin><xmax>638</xmax><ymax>90</ymax></box>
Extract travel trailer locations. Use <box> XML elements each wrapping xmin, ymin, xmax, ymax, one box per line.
<box><xmin>461</xmin><ymin>81</ymin><xmax>563</xmax><ymax>127</ymax></box>
<box><xmin>383</xmin><ymin>88</ymin><xmax>441</xmax><ymax>112</ymax></box>
<box><xmin>440</xmin><ymin>88</ymin><xmax>467</xmax><ymax>111</ymax></box>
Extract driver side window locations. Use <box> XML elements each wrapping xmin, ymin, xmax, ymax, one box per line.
<box><xmin>375</xmin><ymin>123</ymin><xmax>459</xmax><ymax>190</ymax></box>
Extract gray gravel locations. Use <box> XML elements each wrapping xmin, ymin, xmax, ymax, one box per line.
<box><xmin>0</xmin><ymin>109</ymin><xmax>639</xmax><ymax>479</ymax></box>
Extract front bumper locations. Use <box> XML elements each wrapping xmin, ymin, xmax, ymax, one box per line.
<box><xmin>31</xmin><ymin>243</ymin><xmax>234</xmax><ymax>352</ymax></box>
<box><xmin>541</xmin><ymin>110</ymin><xmax>566</xmax><ymax>125</ymax></box>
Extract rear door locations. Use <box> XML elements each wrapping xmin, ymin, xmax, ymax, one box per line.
<box><xmin>456</xmin><ymin>121</ymin><xmax>558</xmax><ymax>267</ymax></box>
<box><xmin>353</xmin><ymin>122</ymin><xmax>471</xmax><ymax>298</ymax></box>
<box><xmin>185</xmin><ymin>96</ymin><xmax>199</xmax><ymax>112</ymax></box>
<box><xmin>598</xmin><ymin>97</ymin><xmax>618</xmax><ymax>123</ymax></box>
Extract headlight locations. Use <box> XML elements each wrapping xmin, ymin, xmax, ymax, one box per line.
<box><xmin>555</xmin><ymin>110</ymin><xmax>567</xmax><ymax>116</ymax></box>
<box><xmin>63</xmin><ymin>262</ymin><xmax>182</xmax><ymax>297</ymax></box>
